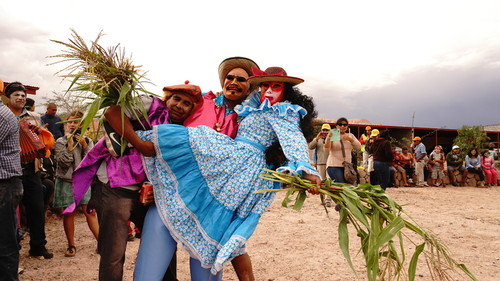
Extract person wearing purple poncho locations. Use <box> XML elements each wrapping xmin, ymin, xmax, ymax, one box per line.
<box><xmin>132</xmin><ymin>67</ymin><xmax>321</xmax><ymax>280</ymax></box>
<box><xmin>67</xmin><ymin>82</ymin><xmax>202</xmax><ymax>281</ymax></box>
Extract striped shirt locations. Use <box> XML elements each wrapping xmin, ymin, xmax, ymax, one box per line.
<box><xmin>0</xmin><ymin>105</ymin><xmax>22</xmax><ymax>179</ymax></box>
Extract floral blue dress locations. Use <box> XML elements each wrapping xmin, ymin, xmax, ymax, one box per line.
<box><xmin>137</xmin><ymin>93</ymin><xmax>318</xmax><ymax>274</ymax></box>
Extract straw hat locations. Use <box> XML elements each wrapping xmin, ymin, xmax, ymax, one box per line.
<box><xmin>218</xmin><ymin>57</ymin><xmax>259</xmax><ymax>88</ymax></box>
<box><xmin>248</xmin><ymin>67</ymin><xmax>304</xmax><ymax>86</ymax></box>
<box><xmin>163</xmin><ymin>81</ymin><xmax>202</xmax><ymax>106</ymax></box>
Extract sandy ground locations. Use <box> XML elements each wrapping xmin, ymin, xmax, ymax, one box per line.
<box><xmin>18</xmin><ymin>186</ymin><xmax>500</xmax><ymax>281</ymax></box>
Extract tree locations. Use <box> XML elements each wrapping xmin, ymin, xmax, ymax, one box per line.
<box><xmin>453</xmin><ymin>125</ymin><xmax>490</xmax><ymax>155</ymax></box>
<box><xmin>41</xmin><ymin>90</ymin><xmax>92</xmax><ymax>119</ymax></box>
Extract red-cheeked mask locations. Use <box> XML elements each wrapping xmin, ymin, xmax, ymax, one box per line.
<box><xmin>259</xmin><ymin>81</ymin><xmax>284</xmax><ymax>105</ymax></box>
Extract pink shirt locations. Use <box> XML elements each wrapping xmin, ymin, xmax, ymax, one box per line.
<box><xmin>183</xmin><ymin>92</ymin><xmax>239</xmax><ymax>138</ymax></box>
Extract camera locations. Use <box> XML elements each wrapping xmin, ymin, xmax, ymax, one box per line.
<box><xmin>73</xmin><ymin>129</ymin><xmax>81</xmax><ymax>142</ymax></box>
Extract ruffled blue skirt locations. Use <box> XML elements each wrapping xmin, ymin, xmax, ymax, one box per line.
<box><xmin>137</xmin><ymin>124</ymin><xmax>278</xmax><ymax>274</ymax></box>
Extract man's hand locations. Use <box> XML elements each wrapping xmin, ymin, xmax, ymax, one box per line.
<box><xmin>303</xmin><ymin>173</ymin><xmax>321</xmax><ymax>195</ymax></box>
<box><xmin>141</xmin><ymin>187</ymin><xmax>155</xmax><ymax>206</ymax></box>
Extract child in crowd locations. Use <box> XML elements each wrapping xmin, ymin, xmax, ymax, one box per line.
<box><xmin>429</xmin><ymin>146</ymin><xmax>446</xmax><ymax>187</ymax></box>
<box><xmin>481</xmin><ymin>151</ymin><xmax>497</xmax><ymax>186</ymax></box>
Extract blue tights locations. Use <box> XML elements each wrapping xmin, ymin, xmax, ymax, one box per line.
<box><xmin>134</xmin><ymin>205</ymin><xmax>223</xmax><ymax>281</ymax></box>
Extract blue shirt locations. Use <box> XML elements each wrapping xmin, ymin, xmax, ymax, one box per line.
<box><xmin>414</xmin><ymin>143</ymin><xmax>427</xmax><ymax>160</ymax></box>
<box><xmin>41</xmin><ymin>114</ymin><xmax>65</xmax><ymax>140</ymax></box>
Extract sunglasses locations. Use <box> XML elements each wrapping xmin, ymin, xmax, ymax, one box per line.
<box><xmin>338</xmin><ymin>123</ymin><xmax>348</xmax><ymax>127</ymax></box>
<box><xmin>226</xmin><ymin>75</ymin><xmax>247</xmax><ymax>83</ymax></box>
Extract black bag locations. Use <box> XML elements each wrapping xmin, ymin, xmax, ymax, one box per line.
<box><xmin>340</xmin><ymin>140</ymin><xmax>357</xmax><ymax>183</ymax></box>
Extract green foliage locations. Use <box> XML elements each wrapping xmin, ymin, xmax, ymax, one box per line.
<box><xmin>453</xmin><ymin>125</ymin><xmax>490</xmax><ymax>155</ymax></box>
<box><xmin>258</xmin><ymin>169</ymin><xmax>478</xmax><ymax>281</ymax></box>
<box><xmin>49</xmin><ymin>29</ymin><xmax>154</xmax><ymax>141</ymax></box>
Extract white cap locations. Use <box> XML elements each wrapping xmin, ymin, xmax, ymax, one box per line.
<box><xmin>452</xmin><ymin>145</ymin><xmax>460</xmax><ymax>150</ymax></box>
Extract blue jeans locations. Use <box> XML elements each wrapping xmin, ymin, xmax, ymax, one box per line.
<box><xmin>134</xmin><ymin>205</ymin><xmax>222</xmax><ymax>281</ymax></box>
<box><xmin>326</xmin><ymin>166</ymin><xmax>345</xmax><ymax>183</ymax></box>
<box><xmin>373</xmin><ymin>161</ymin><xmax>391</xmax><ymax>190</ymax></box>
<box><xmin>0</xmin><ymin>177</ymin><xmax>23</xmax><ymax>281</ymax></box>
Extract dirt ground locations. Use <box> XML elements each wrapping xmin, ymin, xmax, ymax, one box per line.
<box><xmin>18</xmin><ymin>186</ymin><xmax>500</xmax><ymax>281</ymax></box>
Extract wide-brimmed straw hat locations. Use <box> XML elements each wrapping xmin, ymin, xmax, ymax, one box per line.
<box><xmin>218</xmin><ymin>57</ymin><xmax>259</xmax><ymax>88</ymax></box>
<box><xmin>163</xmin><ymin>80</ymin><xmax>202</xmax><ymax>106</ymax></box>
<box><xmin>248</xmin><ymin>67</ymin><xmax>304</xmax><ymax>86</ymax></box>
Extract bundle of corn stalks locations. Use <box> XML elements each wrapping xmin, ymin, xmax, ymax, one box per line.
<box><xmin>49</xmin><ymin>29</ymin><xmax>152</xmax><ymax>153</ymax></box>
<box><xmin>258</xmin><ymin>169</ymin><xmax>478</xmax><ymax>281</ymax></box>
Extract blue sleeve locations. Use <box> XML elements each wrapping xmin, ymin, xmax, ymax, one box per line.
<box><xmin>465</xmin><ymin>156</ymin><xmax>471</xmax><ymax>168</ymax></box>
<box><xmin>267</xmin><ymin>110</ymin><xmax>318</xmax><ymax>177</ymax></box>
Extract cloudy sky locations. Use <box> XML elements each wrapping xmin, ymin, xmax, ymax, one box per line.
<box><xmin>1</xmin><ymin>0</ymin><xmax>499</xmax><ymax>129</ymax></box>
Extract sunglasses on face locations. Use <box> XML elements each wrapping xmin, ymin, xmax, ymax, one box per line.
<box><xmin>338</xmin><ymin>123</ymin><xmax>348</xmax><ymax>127</ymax></box>
<box><xmin>226</xmin><ymin>75</ymin><xmax>247</xmax><ymax>83</ymax></box>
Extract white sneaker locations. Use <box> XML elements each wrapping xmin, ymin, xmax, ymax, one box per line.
<box><xmin>408</xmin><ymin>179</ymin><xmax>413</xmax><ymax>184</ymax></box>
<box><xmin>423</xmin><ymin>183</ymin><xmax>430</xmax><ymax>187</ymax></box>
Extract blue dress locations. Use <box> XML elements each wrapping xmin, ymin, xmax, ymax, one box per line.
<box><xmin>136</xmin><ymin>94</ymin><xmax>318</xmax><ymax>274</ymax></box>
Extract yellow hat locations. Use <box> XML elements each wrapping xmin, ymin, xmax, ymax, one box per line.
<box><xmin>371</xmin><ymin>129</ymin><xmax>380</xmax><ymax>137</ymax></box>
<box><xmin>0</xmin><ymin>78</ymin><xmax>3</xmax><ymax>93</ymax></box>
<box><xmin>413</xmin><ymin>136</ymin><xmax>421</xmax><ymax>141</ymax></box>
<box><xmin>321</xmin><ymin>124</ymin><xmax>331</xmax><ymax>130</ymax></box>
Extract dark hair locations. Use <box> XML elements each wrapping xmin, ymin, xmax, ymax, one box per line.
<box><xmin>402</xmin><ymin>147</ymin><xmax>409</xmax><ymax>151</ymax></box>
<box><xmin>467</xmin><ymin>148</ymin><xmax>478</xmax><ymax>158</ymax></box>
<box><xmin>283</xmin><ymin>84</ymin><xmax>317</xmax><ymax>141</ymax></box>
<box><xmin>336</xmin><ymin>117</ymin><xmax>348</xmax><ymax>125</ymax></box>
<box><xmin>25</xmin><ymin>98</ymin><xmax>35</xmax><ymax>110</ymax></box>
<box><xmin>4</xmin><ymin>81</ymin><xmax>26</xmax><ymax>97</ymax></box>
<box><xmin>379</xmin><ymin>129</ymin><xmax>389</xmax><ymax>138</ymax></box>
<box><xmin>265</xmin><ymin>84</ymin><xmax>317</xmax><ymax>167</ymax></box>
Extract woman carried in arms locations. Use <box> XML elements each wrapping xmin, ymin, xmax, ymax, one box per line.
<box><xmin>132</xmin><ymin>66</ymin><xmax>321</xmax><ymax>280</ymax></box>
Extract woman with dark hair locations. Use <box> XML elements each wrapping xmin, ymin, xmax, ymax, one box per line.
<box><xmin>465</xmin><ymin>148</ymin><xmax>484</xmax><ymax>184</ymax></box>
<box><xmin>132</xmin><ymin>67</ymin><xmax>321</xmax><ymax>280</ymax></box>
<box><xmin>324</xmin><ymin>117</ymin><xmax>361</xmax><ymax>184</ymax></box>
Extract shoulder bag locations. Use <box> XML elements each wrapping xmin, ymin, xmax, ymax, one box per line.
<box><xmin>340</xmin><ymin>139</ymin><xmax>357</xmax><ymax>183</ymax></box>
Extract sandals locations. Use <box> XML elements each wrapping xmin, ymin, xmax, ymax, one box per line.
<box><xmin>65</xmin><ymin>245</ymin><xmax>76</xmax><ymax>257</ymax></box>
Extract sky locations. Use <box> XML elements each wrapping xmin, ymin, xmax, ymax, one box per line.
<box><xmin>1</xmin><ymin>0</ymin><xmax>499</xmax><ymax>129</ymax></box>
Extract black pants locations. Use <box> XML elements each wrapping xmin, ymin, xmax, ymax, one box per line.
<box><xmin>0</xmin><ymin>177</ymin><xmax>23</xmax><ymax>281</ymax></box>
<box><xmin>467</xmin><ymin>167</ymin><xmax>485</xmax><ymax>181</ymax></box>
<box><xmin>21</xmin><ymin>163</ymin><xmax>47</xmax><ymax>251</ymax></box>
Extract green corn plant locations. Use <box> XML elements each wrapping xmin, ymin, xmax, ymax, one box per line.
<box><xmin>49</xmin><ymin>29</ymin><xmax>154</xmax><ymax>154</ymax></box>
<box><xmin>258</xmin><ymin>169</ymin><xmax>478</xmax><ymax>281</ymax></box>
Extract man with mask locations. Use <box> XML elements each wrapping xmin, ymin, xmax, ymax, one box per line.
<box><xmin>4</xmin><ymin>81</ymin><xmax>54</xmax><ymax>259</ymax></box>
<box><xmin>0</xmin><ymin>79</ymin><xmax>24</xmax><ymax>280</ymax></box>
